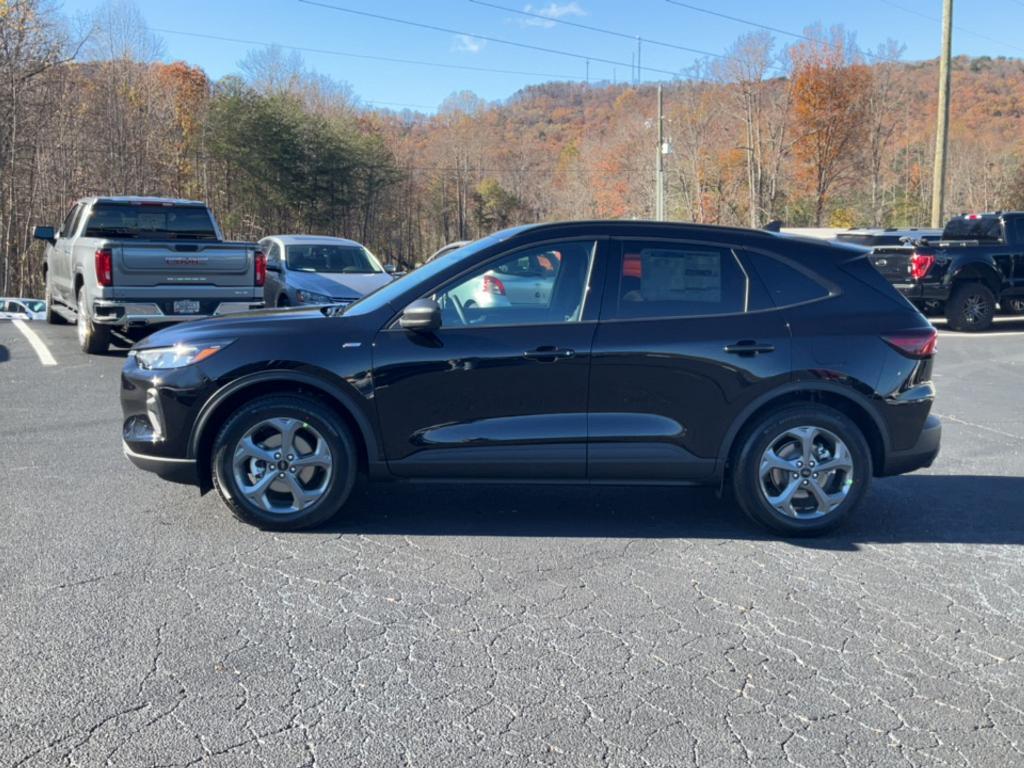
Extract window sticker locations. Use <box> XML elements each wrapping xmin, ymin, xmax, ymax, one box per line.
<box><xmin>640</xmin><ymin>249</ymin><xmax>722</xmax><ymax>303</ymax></box>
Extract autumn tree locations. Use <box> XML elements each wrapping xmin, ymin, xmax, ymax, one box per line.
<box><xmin>789</xmin><ymin>26</ymin><xmax>871</xmax><ymax>226</ymax></box>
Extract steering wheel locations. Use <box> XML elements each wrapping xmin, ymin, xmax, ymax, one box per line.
<box><xmin>450</xmin><ymin>293</ymin><xmax>468</xmax><ymax>325</ymax></box>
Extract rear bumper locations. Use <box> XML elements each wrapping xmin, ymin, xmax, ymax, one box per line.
<box><xmin>123</xmin><ymin>442</ymin><xmax>199</xmax><ymax>485</ymax></box>
<box><xmin>93</xmin><ymin>298</ymin><xmax>264</xmax><ymax>326</ymax></box>
<box><xmin>892</xmin><ymin>282</ymin><xmax>950</xmax><ymax>303</ymax></box>
<box><xmin>882</xmin><ymin>414</ymin><xmax>941</xmax><ymax>476</ymax></box>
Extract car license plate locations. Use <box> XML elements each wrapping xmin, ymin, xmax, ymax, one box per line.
<box><xmin>173</xmin><ymin>300</ymin><xmax>201</xmax><ymax>314</ymax></box>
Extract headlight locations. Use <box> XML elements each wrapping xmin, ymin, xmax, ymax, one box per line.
<box><xmin>134</xmin><ymin>342</ymin><xmax>228</xmax><ymax>370</ymax></box>
<box><xmin>296</xmin><ymin>290</ymin><xmax>333</xmax><ymax>305</ymax></box>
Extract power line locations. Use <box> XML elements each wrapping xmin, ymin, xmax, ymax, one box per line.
<box><xmin>297</xmin><ymin>0</ymin><xmax>682</xmax><ymax>78</ymax></box>
<box><xmin>664</xmin><ymin>0</ymin><xmax>902</xmax><ymax>63</ymax></box>
<box><xmin>467</xmin><ymin>0</ymin><xmax>726</xmax><ymax>60</ymax></box>
<box><xmin>878</xmin><ymin>0</ymin><xmax>1024</xmax><ymax>54</ymax></box>
<box><xmin>150</xmin><ymin>27</ymin><xmax>584</xmax><ymax>82</ymax></box>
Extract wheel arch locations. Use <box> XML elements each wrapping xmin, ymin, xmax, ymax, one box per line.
<box><xmin>188</xmin><ymin>371</ymin><xmax>380</xmax><ymax>493</ymax></box>
<box><xmin>948</xmin><ymin>263</ymin><xmax>1002</xmax><ymax>296</ymax></box>
<box><xmin>718</xmin><ymin>383</ymin><xmax>889</xmax><ymax>479</ymax></box>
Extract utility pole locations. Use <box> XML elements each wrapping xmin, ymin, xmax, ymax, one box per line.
<box><xmin>930</xmin><ymin>0</ymin><xmax>953</xmax><ymax>227</ymax></box>
<box><xmin>655</xmin><ymin>85</ymin><xmax>666</xmax><ymax>221</ymax></box>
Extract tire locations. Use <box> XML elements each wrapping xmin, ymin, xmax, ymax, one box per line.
<box><xmin>211</xmin><ymin>395</ymin><xmax>357</xmax><ymax>530</ymax></box>
<box><xmin>1002</xmin><ymin>297</ymin><xmax>1024</xmax><ymax>316</ymax></box>
<box><xmin>44</xmin><ymin>274</ymin><xmax>66</xmax><ymax>325</ymax></box>
<box><xmin>946</xmin><ymin>282</ymin><xmax>995</xmax><ymax>332</ymax></box>
<box><xmin>76</xmin><ymin>285</ymin><xmax>110</xmax><ymax>354</ymax></box>
<box><xmin>277</xmin><ymin>295</ymin><xmax>290</xmax><ymax>308</ymax></box>
<box><xmin>730</xmin><ymin>405</ymin><xmax>872</xmax><ymax>536</ymax></box>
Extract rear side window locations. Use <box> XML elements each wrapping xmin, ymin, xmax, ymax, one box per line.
<box><xmin>612</xmin><ymin>242</ymin><xmax>753</xmax><ymax>319</ymax></box>
<box><xmin>1011</xmin><ymin>218</ymin><xmax>1024</xmax><ymax>244</ymax></box>
<box><xmin>743</xmin><ymin>251</ymin><xmax>831</xmax><ymax>308</ymax></box>
<box><xmin>84</xmin><ymin>204</ymin><xmax>217</xmax><ymax>240</ymax></box>
<box><xmin>942</xmin><ymin>217</ymin><xmax>1003</xmax><ymax>243</ymax></box>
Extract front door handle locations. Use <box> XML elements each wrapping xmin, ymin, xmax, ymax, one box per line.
<box><xmin>523</xmin><ymin>346</ymin><xmax>576</xmax><ymax>361</ymax></box>
<box><xmin>724</xmin><ymin>341</ymin><xmax>776</xmax><ymax>356</ymax></box>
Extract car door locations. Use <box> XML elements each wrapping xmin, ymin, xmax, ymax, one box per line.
<box><xmin>53</xmin><ymin>204</ymin><xmax>83</xmax><ymax>303</ymax></box>
<box><xmin>261</xmin><ymin>240</ymin><xmax>284</xmax><ymax>305</ymax></box>
<box><xmin>587</xmin><ymin>238</ymin><xmax>792</xmax><ymax>481</ymax></box>
<box><xmin>372</xmin><ymin>238</ymin><xmax>605</xmax><ymax>479</ymax></box>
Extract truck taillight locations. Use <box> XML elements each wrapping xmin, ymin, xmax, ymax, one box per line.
<box><xmin>95</xmin><ymin>248</ymin><xmax>113</xmax><ymax>286</ymax></box>
<box><xmin>254</xmin><ymin>250</ymin><xmax>266</xmax><ymax>287</ymax></box>
<box><xmin>482</xmin><ymin>274</ymin><xmax>506</xmax><ymax>295</ymax></box>
<box><xmin>909</xmin><ymin>251</ymin><xmax>935</xmax><ymax>280</ymax></box>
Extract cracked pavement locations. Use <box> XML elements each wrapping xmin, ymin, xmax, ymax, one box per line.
<box><xmin>1</xmin><ymin>320</ymin><xmax>1023</xmax><ymax>767</ymax></box>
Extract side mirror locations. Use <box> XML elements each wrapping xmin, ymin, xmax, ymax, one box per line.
<box><xmin>399</xmin><ymin>298</ymin><xmax>441</xmax><ymax>333</ymax></box>
<box><xmin>384</xmin><ymin>263</ymin><xmax>398</xmax><ymax>274</ymax></box>
<box><xmin>33</xmin><ymin>226</ymin><xmax>55</xmax><ymax>244</ymax></box>
<box><xmin>266</xmin><ymin>261</ymin><xmax>281</xmax><ymax>272</ymax></box>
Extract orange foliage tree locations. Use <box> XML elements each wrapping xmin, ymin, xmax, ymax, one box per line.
<box><xmin>789</xmin><ymin>28</ymin><xmax>872</xmax><ymax>225</ymax></box>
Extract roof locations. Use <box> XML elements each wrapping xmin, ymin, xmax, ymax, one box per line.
<box><xmin>505</xmin><ymin>219</ymin><xmax>784</xmax><ymax>242</ymax></box>
<box><xmin>81</xmin><ymin>196</ymin><xmax>207</xmax><ymax>206</ymax></box>
<box><xmin>262</xmin><ymin>234</ymin><xmax>367</xmax><ymax>247</ymax></box>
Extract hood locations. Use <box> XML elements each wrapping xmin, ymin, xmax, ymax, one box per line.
<box><xmin>136</xmin><ymin>306</ymin><xmax>329</xmax><ymax>349</ymax></box>
<box><xmin>288</xmin><ymin>270</ymin><xmax>392</xmax><ymax>299</ymax></box>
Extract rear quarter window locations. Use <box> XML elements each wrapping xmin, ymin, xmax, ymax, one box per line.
<box><xmin>742</xmin><ymin>251</ymin><xmax>832</xmax><ymax>308</ymax></box>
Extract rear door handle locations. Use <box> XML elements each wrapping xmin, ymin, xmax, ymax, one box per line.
<box><xmin>724</xmin><ymin>341</ymin><xmax>776</xmax><ymax>356</ymax></box>
<box><xmin>523</xmin><ymin>346</ymin><xmax>576</xmax><ymax>361</ymax></box>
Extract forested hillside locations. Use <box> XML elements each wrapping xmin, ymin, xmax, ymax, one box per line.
<box><xmin>3</xmin><ymin>0</ymin><xmax>1024</xmax><ymax>297</ymax></box>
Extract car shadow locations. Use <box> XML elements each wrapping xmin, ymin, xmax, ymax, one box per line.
<box><xmin>0</xmin><ymin>344</ymin><xmax>8</xmax><ymax>363</ymax></box>
<box><xmin>933</xmin><ymin>316</ymin><xmax>1024</xmax><ymax>334</ymax></box>
<box><xmin>306</xmin><ymin>474</ymin><xmax>1024</xmax><ymax>550</ymax></box>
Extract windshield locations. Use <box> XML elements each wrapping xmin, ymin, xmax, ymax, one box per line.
<box><xmin>23</xmin><ymin>300</ymin><xmax>45</xmax><ymax>312</ymax></box>
<box><xmin>343</xmin><ymin>226</ymin><xmax>532</xmax><ymax>316</ymax></box>
<box><xmin>286</xmin><ymin>244</ymin><xmax>382</xmax><ymax>274</ymax></box>
<box><xmin>84</xmin><ymin>203</ymin><xmax>217</xmax><ymax>240</ymax></box>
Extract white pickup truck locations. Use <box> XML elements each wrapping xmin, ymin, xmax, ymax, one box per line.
<box><xmin>34</xmin><ymin>196</ymin><xmax>266</xmax><ymax>353</ymax></box>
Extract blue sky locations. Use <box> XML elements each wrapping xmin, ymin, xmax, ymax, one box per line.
<box><xmin>58</xmin><ymin>0</ymin><xmax>1024</xmax><ymax>111</ymax></box>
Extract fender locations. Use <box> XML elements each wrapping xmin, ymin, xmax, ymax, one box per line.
<box><xmin>714</xmin><ymin>379</ymin><xmax>892</xmax><ymax>471</ymax></box>
<box><xmin>187</xmin><ymin>369</ymin><xmax>381</xmax><ymax>463</ymax></box>
<box><xmin>946</xmin><ymin>261</ymin><xmax>1002</xmax><ymax>294</ymax></box>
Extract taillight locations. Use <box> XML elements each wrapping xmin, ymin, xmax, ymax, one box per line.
<box><xmin>883</xmin><ymin>329</ymin><xmax>937</xmax><ymax>358</ymax></box>
<box><xmin>482</xmin><ymin>274</ymin><xmax>506</xmax><ymax>295</ymax></box>
<box><xmin>254</xmin><ymin>250</ymin><xmax>266</xmax><ymax>287</ymax></box>
<box><xmin>95</xmin><ymin>248</ymin><xmax>113</xmax><ymax>286</ymax></box>
<box><xmin>909</xmin><ymin>251</ymin><xmax>935</xmax><ymax>280</ymax></box>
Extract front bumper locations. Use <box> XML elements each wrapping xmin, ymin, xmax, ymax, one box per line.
<box><xmin>882</xmin><ymin>414</ymin><xmax>941</xmax><ymax>476</ymax></box>
<box><xmin>123</xmin><ymin>442</ymin><xmax>199</xmax><ymax>485</ymax></box>
<box><xmin>94</xmin><ymin>299</ymin><xmax>264</xmax><ymax>327</ymax></box>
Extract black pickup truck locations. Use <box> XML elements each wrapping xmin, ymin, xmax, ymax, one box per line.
<box><xmin>866</xmin><ymin>212</ymin><xmax>1024</xmax><ymax>331</ymax></box>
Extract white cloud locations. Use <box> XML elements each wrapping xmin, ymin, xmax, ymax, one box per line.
<box><xmin>519</xmin><ymin>2</ymin><xmax>587</xmax><ymax>28</ymax></box>
<box><xmin>454</xmin><ymin>34</ymin><xmax>486</xmax><ymax>53</ymax></box>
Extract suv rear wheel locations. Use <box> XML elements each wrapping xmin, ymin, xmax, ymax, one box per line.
<box><xmin>212</xmin><ymin>395</ymin><xmax>357</xmax><ymax>530</ymax></box>
<box><xmin>946</xmin><ymin>282</ymin><xmax>995</xmax><ymax>332</ymax></box>
<box><xmin>76</xmin><ymin>286</ymin><xmax>110</xmax><ymax>353</ymax></box>
<box><xmin>731</xmin><ymin>405</ymin><xmax>871</xmax><ymax>535</ymax></box>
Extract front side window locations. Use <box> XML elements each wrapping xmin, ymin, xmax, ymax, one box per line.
<box><xmin>612</xmin><ymin>242</ymin><xmax>750</xmax><ymax>320</ymax></box>
<box><xmin>286</xmin><ymin>244</ymin><xmax>382</xmax><ymax>274</ymax></box>
<box><xmin>59</xmin><ymin>205</ymin><xmax>79</xmax><ymax>238</ymax></box>
<box><xmin>433</xmin><ymin>240</ymin><xmax>596</xmax><ymax>328</ymax></box>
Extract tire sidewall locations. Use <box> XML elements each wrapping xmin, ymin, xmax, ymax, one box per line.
<box><xmin>733</xmin><ymin>406</ymin><xmax>871</xmax><ymax>535</ymax></box>
<box><xmin>213</xmin><ymin>397</ymin><xmax>356</xmax><ymax>530</ymax></box>
<box><xmin>948</xmin><ymin>283</ymin><xmax>995</xmax><ymax>331</ymax></box>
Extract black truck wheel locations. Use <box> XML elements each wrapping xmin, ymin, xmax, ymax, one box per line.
<box><xmin>946</xmin><ymin>283</ymin><xmax>995</xmax><ymax>332</ymax></box>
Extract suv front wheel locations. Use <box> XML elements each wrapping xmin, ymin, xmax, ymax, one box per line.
<box><xmin>212</xmin><ymin>395</ymin><xmax>357</xmax><ymax>530</ymax></box>
<box><xmin>731</xmin><ymin>405</ymin><xmax>872</xmax><ymax>535</ymax></box>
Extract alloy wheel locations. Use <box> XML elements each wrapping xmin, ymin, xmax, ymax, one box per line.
<box><xmin>758</xmin><ymin>426</ymin><xmax>854</xmax><ymax>519</ymax></box>
<box><xmin>232</xmin><ymin>417</ymin><xmax>333</xmax><ymax>514</ymax></box>
<box><xmin>962</xmin><ymin>294</ymin><xmax>989</xmax><ymax>325</ymax></box>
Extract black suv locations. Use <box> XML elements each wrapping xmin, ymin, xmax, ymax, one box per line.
<box><xmin>121</xmin><ymin>221</ymin><xmax>941</xmax><ymax>535</ymax></box>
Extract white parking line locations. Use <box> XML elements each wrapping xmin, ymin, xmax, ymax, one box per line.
<box><xmin>12</xmin><ymin>319</ymin><xmax>57</xmax><ymax>366</ymax></box>
<box><xmin>936</xmin><ymin>331</ymin><xmax>1024</xmax><ymax>338</ymax></box>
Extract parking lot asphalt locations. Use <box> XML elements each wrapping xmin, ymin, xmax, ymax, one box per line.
<box><xmin>1</xmin><ymin>318</ymin><xmax>1023</xmax><ymax>768</ymax></box>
